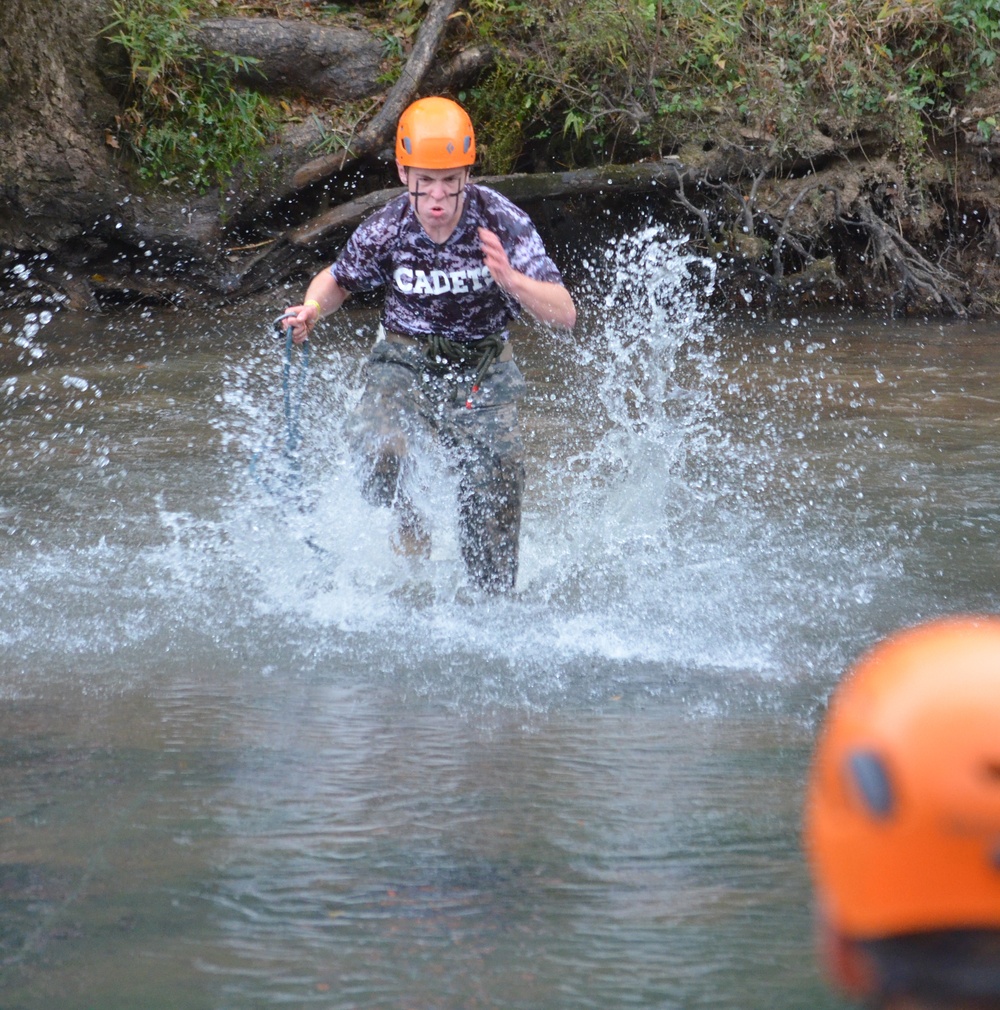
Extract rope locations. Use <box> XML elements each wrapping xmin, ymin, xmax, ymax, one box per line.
<box><xmin>424</xmin><ymin>332</ymin><xmax>506</xmax><ymax>405</ymax></box>
<box><xmin>281</xmin><ymin>324</ymin><xmax>309</xmax><ymax>456</ymax></box>
<box><xmin>248</xmin><ymin>314</ymin><xmax>309</xmax><ymax>499</ymax></box>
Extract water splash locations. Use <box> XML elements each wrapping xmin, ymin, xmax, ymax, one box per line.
<box><xmin>0</xmin><ymin>229</ymin><xmax>914</xmax><ymax>710</ymax></box>
<box><xmin>207</xmin><ymin>227</ymin><xmax>891</xmax><ymax>709</ymax></box>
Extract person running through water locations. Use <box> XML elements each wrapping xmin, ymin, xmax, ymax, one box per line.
<box><xmin>284</xmin><ymin>96</ymin><xmax>576</xmax><ymax>594</ymax></box>
<box><xmin>804</xmin><ymin>616</ymin><xmax>1000</xmax><ymax>1010</ymax></box>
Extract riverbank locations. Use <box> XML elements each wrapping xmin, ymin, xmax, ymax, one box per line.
<box><xmin>4</xmin><ymin>140</ymin><xmax>998</xmax><ymax>321</ymax></box>
<box><xmin>3</xmin><ymin>0</ymin><xmax>1000</xmax><ymax>319</ymax></box>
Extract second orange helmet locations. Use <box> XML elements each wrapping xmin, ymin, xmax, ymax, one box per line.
<box><xmin>804</xmin><ymin>615</ymin><xmax>1000</xmax><ymax>939</ymax></box>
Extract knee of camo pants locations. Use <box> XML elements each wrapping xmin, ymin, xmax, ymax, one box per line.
<box><xmin>359</xmin><ymin>443</ymin><xmax>408</xmax><ymax>508</ymax></box>
<box><xmin>457</xmin><ymin>456</ymin><xmax>525</xmax><ymax>594</ymax></box>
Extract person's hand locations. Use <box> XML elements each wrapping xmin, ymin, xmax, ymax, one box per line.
<box><xmin>282</xmin><ymin>299</ymin><xmax>321</xmax><ymax>343</ymax></box>
<box><xmin>479</xmin><ymin>227</ymin><xmax>517</xmax><ymax>292</ymax></box>
<box><xmin>477</xmin><ymin>226</ymin><xmax>577</xmax><ymax>329</ymax></box>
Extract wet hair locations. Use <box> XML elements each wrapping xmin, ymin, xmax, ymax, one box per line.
<box><xmin>860</xmin><ymin>930</ymin><xmax>1000</xmax><ymax>1009</ymax></box>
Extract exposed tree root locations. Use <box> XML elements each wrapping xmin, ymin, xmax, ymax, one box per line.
<box><xmin>666</xmin><ymin>157</ymin><xmax>970</xmax><ymax>317</ymax></box>
<box><xmin>852</xmin><ymin>203</ymin><xmax>968</xmax><ymax>317</ymax></box>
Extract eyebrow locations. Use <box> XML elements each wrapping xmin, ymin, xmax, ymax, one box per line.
<box><xmin>412</xmin><ymin>172</ymin><xmax>464</xmax><ymax>181</ymax></box>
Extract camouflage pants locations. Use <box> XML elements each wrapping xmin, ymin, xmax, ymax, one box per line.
<box><xmin>347</xmin><ymin>338</ymin><xmax>526</xmax><ymax>594</ymax></box>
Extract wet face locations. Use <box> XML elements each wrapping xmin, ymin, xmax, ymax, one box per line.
<box><xmin>397</xmin><ymin>163</ymin><xmax>469</xmax><ymax>236</ymax></box>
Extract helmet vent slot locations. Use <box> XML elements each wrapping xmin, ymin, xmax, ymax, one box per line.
<box><xmin>848</xmin><ymin>751</ymin><xmax>894</xmax><ymax>818</ymax></box>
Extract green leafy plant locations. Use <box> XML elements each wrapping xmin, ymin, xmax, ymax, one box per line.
<box><xmin>456</xmin><ymin>0</ymin><xmax>1000</xmax><ymax>172</ymax></box>
<box><xmin>944</xmin><ymin>0</ymin><xmax>1000</xmax><ymax>87</ymax></box>
<box><xmin>104</xmin><ymin>0</ymin><xmax>280</xmax><ymax>193</ymax></box>
<box><xmin>102</xmin><ymin>0</ymin><xmax>1000</xmax><ymax>191</ymax></box>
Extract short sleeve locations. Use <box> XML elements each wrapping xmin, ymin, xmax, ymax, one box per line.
<box><xmin>331</xmin><ymin>197</ymin><xmax>407</xmax><ymax>293</ymax></box>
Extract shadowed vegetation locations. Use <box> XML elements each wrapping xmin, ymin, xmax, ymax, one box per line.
<box><xmin>103</xmin><ymin>0</ymin><xmax>1000</xmax><ymax>183</ymax></box>
<box><xmin>104</xmin><ymin>0</ymin><xmax>282</xmax><ymax>192</ymax></box>
<box><xmin>461</xmin><ymin>0</ymin><xmax>1000</xmax><ymax>173</ymax></box>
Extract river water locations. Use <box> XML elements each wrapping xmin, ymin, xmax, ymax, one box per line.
<box><xmin>1</xmin><ymin>228</ymin><xmax>998</xmax><ymax>1010</ymax></box>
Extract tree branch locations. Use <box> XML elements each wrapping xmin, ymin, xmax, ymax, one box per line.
<box><xmin>291</xmin><ymin>0</ymin><xmax>460</xmax><ymax>190</ymax></box>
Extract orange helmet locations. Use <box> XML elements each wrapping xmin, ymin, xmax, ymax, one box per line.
<box><xmin>805</xmin><ymin>616</ymin><xmax>1000</xmax><ymax>939</ymax></box>
<box><xmin>396</xmin><ymin>97</ymin><xmax>475</xmax><ymax>169</ymax></box>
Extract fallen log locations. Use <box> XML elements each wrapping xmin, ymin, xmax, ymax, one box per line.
<box><xmin>289</xmin><ymin>160</ymin><xmax>688</xmax><ymax>246</ymax></box>
<box><xmin>227</xmin><ymin>160</ymin><xmax>688</xmax><ymax>296</ymax></box>
<box><xmin>191</xmin><ymin>18</ymin><xmax>382</xmax><ymax>100</ymax></box>
<box><xmin>424</xmin><ymin>44</ymin><xmax>495</xmax><ymax>92</ymax></box>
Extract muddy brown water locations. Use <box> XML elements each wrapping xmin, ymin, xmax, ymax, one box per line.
<box><xmin>2</xmin><ymin>233</ymin><xmax>998</xmax><ymax>1009</ymax></box>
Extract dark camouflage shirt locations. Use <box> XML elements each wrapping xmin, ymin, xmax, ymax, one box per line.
<box><xmin>330</xmin><ymin>183</ymin><xmax>564</xmax><ymax>343</ymax></box>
